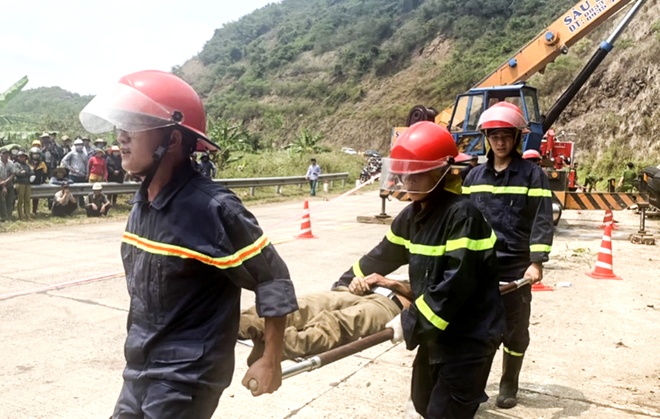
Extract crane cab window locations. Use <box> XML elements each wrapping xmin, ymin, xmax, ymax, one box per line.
<box><xmin>450</xmin><ymin>94</ymin><xmax>484</xmax><ymax>132</ymax></box>
<box><xmin>486</xmin><ymin>92</ymin><xmax>541</xmax><ymax>124</ymax></box>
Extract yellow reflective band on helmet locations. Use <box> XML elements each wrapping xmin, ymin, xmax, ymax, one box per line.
<box><xmin>122</xmin><ymin>231</ymin><xmax>270</xmax><ymax>269</ymax></box>
<box><xmin>527</xmin><ymin>188</ymin><xmax>552</xmax><ymax>198</ymax></box>
<box><xmin>530</xmin><ymin>244</ymin><xmax>552</xmax><ymax>253</ymax></box>
<box><xmin>416</xmin><ymin>295</ymin><xmax>449</xmax><ymax>330</ymax></box>
<box><xmin>352</xmin><ymin>260</ymin><xmax>365</xmax><ymax>278</ymax></box>
<box><xmin>503</xmin><ymin>346</ymin><xmax>524</xmax><ymax>357</ymax></box>
<box><xmin>387</xmin><ymin>229</ymin><xmax>496</xmax><ymax>257</ymax></box>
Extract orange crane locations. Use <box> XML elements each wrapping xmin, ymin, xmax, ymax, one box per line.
<box><xmin>376</xmin><ymin>0</ymin><xmax>651</xmax><ymax>233</ymax></box>
<box><xmin>434</xmin><ymin>0</ymin><xmax>641</xmax><ymax>127</ymax></box>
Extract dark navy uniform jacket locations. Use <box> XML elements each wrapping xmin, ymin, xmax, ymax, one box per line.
<box><xmin>463</xmin><ymin>156</ymin><xmax>553</xmax><ymax>263</ymax></box>
<box><xmin>120</xmin><ymin>164</ymin><xmax>297</xmax><ymax>394</ymax></box>
<box><xmin>336</xmin><ymin>188</ymin><xmax>505</xmax><ymax>361</ymax></box>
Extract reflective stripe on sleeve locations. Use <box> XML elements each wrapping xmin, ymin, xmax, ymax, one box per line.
<box><xmin>387</xmin><ymin>229</ymin><xmax>496</xmax><ymax>257</ymax></box>
<box><xmin>415</xmin><ymin>294</ymin><xmax>449</xmax><ymax>330</ymax></box>
<box><xmin>385</xmin><ymin>228</ymin><xmax>407</xmax><ymax>246</ymax></box>
<box><xmin>530</xmin><ymin>244</ymin><xmax>552</xmax><ymax>253</ymax></box>
<box><xmin>122</xmin><ymin>231</ymin><xmax>269</xmax><ymax>270</ymax></box>
<box><xmin>527</xmin><ymin>188</ymin><xmax>552</xmax><ymax>198</ymax></box>
<box><xmin>352</xmin><ymin>260</ymin><xmax>365</xmax><ymax>278</ymax></box>
<box><xmin>445</xmin><ymin>230</ymin><xmax>497</xmax><ymax>252</ymax></box>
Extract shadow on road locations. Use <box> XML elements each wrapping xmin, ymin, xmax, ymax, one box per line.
<box><xmin>478</xmin><ymin>383</ymin><xmax>591</xmax><ymax>419</ymax></box>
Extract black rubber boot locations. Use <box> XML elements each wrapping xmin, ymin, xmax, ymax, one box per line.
<box><xmin>496</xmin><ymin>352</ymin><xmax>524</xmax><ymax>409</ymax></box>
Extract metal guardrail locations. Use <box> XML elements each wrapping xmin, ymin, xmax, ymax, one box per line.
<box><xmin>30</xmin><ymin>173</ymin><xmax>349</xmax><ymax>199</ymax></box>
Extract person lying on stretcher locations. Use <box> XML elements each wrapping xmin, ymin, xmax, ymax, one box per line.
<box><xmin>239</xmin><ymin>272</ymin><xmax>412</xmax><ymax>365</ymax></box>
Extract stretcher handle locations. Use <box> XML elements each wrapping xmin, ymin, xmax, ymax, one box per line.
<box><xmin>499</xmin><ymin>277</ymin><xmax>531</xmax><ymax>295</ymax></box>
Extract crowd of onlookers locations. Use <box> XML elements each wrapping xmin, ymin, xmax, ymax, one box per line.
<box><xmin>0</xmin><ymin>131</ymin><xmax>222</xmax><ymax>223</ymax></box>
<box><xmin>0</xmin><ymin>132</ymin><xmax>123</xmax><ymax>221</ymax></box>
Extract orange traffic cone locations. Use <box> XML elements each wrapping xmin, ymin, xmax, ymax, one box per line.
<box><xmin>296</xmin><ymin>200</ymin><xmax>317</xmax><ymax>239</ymax></box>
<box><xmin>586</xmin><ymin>225</ymin><xmax>621</xmax><ymax>280</ymax></box>
<box><xmin>532</xmin><ymin>281</ymin><xmax>554</xmax><ymax>292</ymax></box>
<box><xmin>600</xmin><ymin>209</ymin><xmax>618</xmax><ymax>229</ymax></box>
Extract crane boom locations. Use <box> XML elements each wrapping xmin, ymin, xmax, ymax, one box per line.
<box><xmin>436</xmin><ymin>0</ymin><xmax>636</xmax><ymax>126</ymax></box>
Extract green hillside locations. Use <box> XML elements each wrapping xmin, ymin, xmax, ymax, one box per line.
<box><xmin>1</xmin><ymin>87</ymin><xmax>91</xmax><ymax>143</ymax></box>
<box><xmin>3</xmin><ymin>0</ymin><xmax>658</xmax><ymax>178</ymax></box>
<box><xmin>178</xmin><ymin>0</ymin><xmax>576</xmax><ymax>150</ymax></box>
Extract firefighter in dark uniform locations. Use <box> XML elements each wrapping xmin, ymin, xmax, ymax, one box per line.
<box><xmin>79</xmin><ymin>70</ymin><xmax>298</xmax><ymax>418</ymax></box>
<box><xmin>355</xmin><ymin>121</ymin><xmax>505</xmax><ymax>418</ymax></box>
<box><xmin>463</xmin><ymin>102</ymin><xmax>553</xmax><ymax>409</ymax></box>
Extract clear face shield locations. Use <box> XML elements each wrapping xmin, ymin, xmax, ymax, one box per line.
<box><xmin>380</xmin><ymin>157</ymin><xmax>452</xmax><ymax>194</ymax></box>
<box><xmin>79</xmin><ymin>83</ymin><xmax>180</xmax><ymax>134</ymax></box>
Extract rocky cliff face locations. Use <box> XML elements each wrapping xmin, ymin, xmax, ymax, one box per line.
<box><xmin>550</xmin><ymin>0</ymin><xmax>660</xmax><ymax>172</ymax></box>
<box><xmin>314</xmin><ymin>0</ymin><xmax>660</xmax><ymax>171</ymax></box>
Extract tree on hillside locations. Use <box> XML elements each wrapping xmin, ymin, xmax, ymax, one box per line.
<box><xmin>284</xmin><ymin>128</ymin><xmax>328</xmax><ymax>155</ymax></box>
<box><xmin>0</xmin><ymin>76</ymin><xmax>29</xmax><ymax>127</ymax></box>
<box><xmin>206</xmin><ymin>118</ymin><xmax>257</xmax><ymax>170</ymax></box>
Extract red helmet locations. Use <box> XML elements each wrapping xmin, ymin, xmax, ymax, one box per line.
<box><xmin>387</xmin><ymin>121</ymin><xmax>459</xmax><ymax>174</ymax></box>
<box><xmin>80</xmin><ymin>70</ymin><xmax>218</xmax><ymax>151</ymax></box>
<box><xmin>522</xmin><ymin>149</ymin><xmax>542</xmax><ymax>160</ymax></box>
<box><xmin>477</xmin><ymin>102</ymin><xmax>528</xmax><ymax>132</ymax></box>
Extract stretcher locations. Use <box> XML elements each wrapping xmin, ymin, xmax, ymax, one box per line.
<box><xmin>248</xmin><ymin>278</ymin><xmax>531</xmax><ymax>391</ymax></box>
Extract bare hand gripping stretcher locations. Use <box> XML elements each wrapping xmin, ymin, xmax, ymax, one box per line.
<box><xmin>248</xmin><ymin>278</ymin><xmax>531</xmax><ymax>392</ymax></box>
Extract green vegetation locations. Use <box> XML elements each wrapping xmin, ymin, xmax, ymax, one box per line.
<box><xmin>189</xmin><ymin>0</ymin><xmax>577</xmax><ymax>128</ymax></box>
<box><xmin>1</xmin><ymin>86</ymin><xmax>92</xmax><ymax>149</ymax></box>
<box><xmin>196</xmin><ymin>0</ymin><xmax>575</xmax><ymax>86</ymax></box>
<box><xmin>1</xmin><ymin>0</ymin><xmax>656</xmax><ymax>185</ymax></box>
<box><xmin>0</xmin><ymin>76</ymin><xmax>28</xmax><ymax>113</ymax></box>
<box><xmin>218</xmin><ymin>150</ymin><xmax>365</xmax><ymax>180</ymax></box>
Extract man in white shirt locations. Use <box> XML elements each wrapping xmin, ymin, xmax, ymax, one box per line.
<box><xmin>305</xmin><ymin>158</ymin><xmax>321</xmax><ymax>196</ymax></box>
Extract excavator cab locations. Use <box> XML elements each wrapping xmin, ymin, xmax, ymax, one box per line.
<box><xmin>446</xmin><ymin>84</ymin><xmax>544</xmax><ymax>155</ymax></box>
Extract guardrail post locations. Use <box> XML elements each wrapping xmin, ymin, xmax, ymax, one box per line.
<box><xmin>250</xmin><ymin>187</ymin><xmax>255</xmax><ymax>197</ymax></box>
<box><xmin>323</xmin><ymin>182</ymin><xmax>329</xmax><ymax>193</ymax></box>
<box><xmin>276</xmin><ymin>185</ymin><xmax>282</xmax><ymax>194</ymax></box>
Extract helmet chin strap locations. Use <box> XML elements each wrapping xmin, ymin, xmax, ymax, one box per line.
<box><xmin>413</xmin><ymin>165</ymin><xmax>451</xmax><ymax>202</ymax></box>
<box><xmin>138</xmin><ymin>130</ymin><xmax>173</xmax><ymax>198</ymax></box>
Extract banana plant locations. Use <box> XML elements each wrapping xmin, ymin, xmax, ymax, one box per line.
<box><xmin>284</xmin><ymin>128</ymin><xmax>328</xmax><ymax>154</ymax></box>
<box><xmin>0</xmin><ymin>76</ymin><xmax>29</xmax><ymax>128</ymax></box>
<box><xmin>0</xmin><ymin>76</ymin><xmax>28</xmax><ymax>110</ymax></box>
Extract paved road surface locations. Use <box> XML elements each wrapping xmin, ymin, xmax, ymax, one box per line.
<box><xmin>1</xmin><ymin>192</ymin><xmax>658</xmax><ymax>418</ymax></box>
